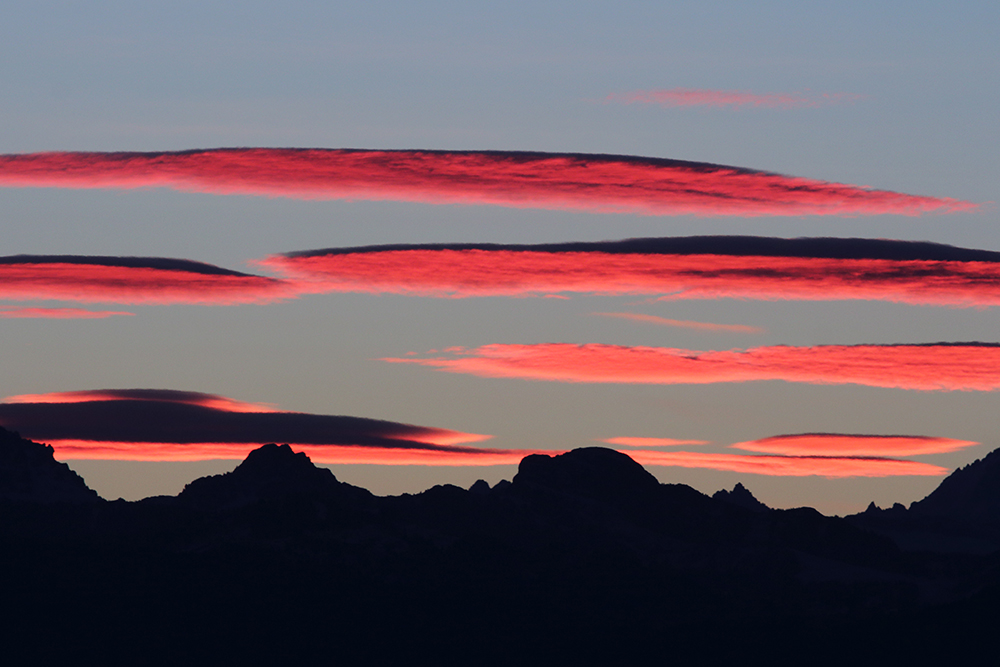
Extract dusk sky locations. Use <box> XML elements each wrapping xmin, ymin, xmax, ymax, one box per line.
<box><xmin>1</xmin><ymin>1</ymin><xmax>997</xmax><ymax>514</ymax></box>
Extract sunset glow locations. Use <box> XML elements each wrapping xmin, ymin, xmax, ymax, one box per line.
<box><xmin>0</xmin><ymin>390</ymin><xmax>498</xmax><ymax>462</ymax></box>
<box><xmin>386</xmin><ymin>342</ymin><xmax>1000</xmax><ymax>391</ymax></box>
<box><xmin>262</xmin><ymin>238</ymin><xmax>1000</xmax><ymax>307</ymax></box>
<box><xmin>0</xmin><ymin>256</ymin><xmax>293</xmax><ymax>305</ymax></box>
<box><xmin>0</xmin><ymin>306</ymin><xmax>134</xmax><ymax>319</ymax></box>
<box><xmin>731</xmin><ymin>433</ymin><xmax>978</xmax><ymax>456</ymax></box>
<box><xmin>625</xmin><ymin>450</ymin><xmax>947</xmax><ymax>478</ymax></box>
<box><xmin>0</xmin><ymin>149</ymin><xmax>973</xmax><ymax>217</ymax></box>
<box><xmin>603</xmin><ymin>437</ymin><xmax>711</xmax><ymax>447</ymax></box>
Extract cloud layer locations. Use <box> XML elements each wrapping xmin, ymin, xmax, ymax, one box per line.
<box><xmin>0</xmin><ymin>149</ymin><xmax>972</xmax><ymax>216</ymax></box>
<box><xmin>625</xmin><ymin>450</ymin><xmax>946</xmax><ymax>478</ymax></box>
<box><xmin>731</xmin><ymin>433</ymin><xmax>978</xmax><ymax>456</ymax></box>
<box><xmin>603</xmin><ymin>437</ymin><xmax>710</xmax><ymax>447</ymax></box>
<box><xmin>386</xmin><ymin>342</ymin><xmax>1000</xmax><ymax>391</ymax></box>
<box><xmin>0</xmin><ymin>389</ymin><xmax>520</xmax><ymax>464</ymax></box>
<box><xmin>263</xmin><ymin>236</ymin><xmax>1000</xmax><ymax>307</ymax></box>
<box><xmin>0</xmin><ymin>306</ymin><xmax>134</xmax><ymax>319</ymax></box>
<box><xmin>605</xmin><ymin>88</ymin><xmax>862</xmax><ymax>109</ymax></box>
<box><xmin>0</xmin><ymin>255</ymin><xmax>293</xmax><ymax>305</ymax></box>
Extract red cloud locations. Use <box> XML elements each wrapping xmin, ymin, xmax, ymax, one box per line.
<box><xmin>731</xmin><ymin>433</ymin><xmax>979</xmax><ymax>457</ymax></box>
<box><xmin>603</xmin><ymin>437</ymin><xmax>710</xmax><ymax>447</ymax></box>
<box><xmin>0</xmin><ymin>389</ymin><xmax>513</xmax><ymax>463</ymax></box>
<box><xmin>385</xmin><ymin>342</ymin><xmax>1000</xmax><ymax>391</ymax></box>
<box><xmin>624</xmin><ymin>450</ymin><xmax>946</xmax><ymax>478</ymax></box>
<box><xmin>0</xmin><ymin>256</ymin><xmax>295</xmax><ymax>305</ymax></box>
<box><xmin>0</xmin><ymin>306</ymin><xmax>134</xmax><ymax>319</ymax></box>
<box><xmin>0</xmin><ymin>149</ymin><xmax>973</xmax><ymax>216</ymax></box>
<box><xmin>260</xmin><ymin>240</ymin><xmax>1000</xmax><ymax>308</ymax></box>
<box><xmin>44</xmin><ymin>440</ymin><xmax>531</xmax><ymax>465</ymax></box>
<box><xmin>605</xmin><ymin>88</ymin><xmax>862</xmax><ymax>109</ymax></box>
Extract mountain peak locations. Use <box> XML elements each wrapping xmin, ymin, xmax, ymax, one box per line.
<box><xmin>178</xmin><ymin>443</ymin><xmax>341</xmax><ymax>509</ymax></box>
<box><xmin>713</xmin><ymin>482</ymin><xmax>770</xmax><ymax>513</ymax></box>
<box><xmin>0</xmin><ymin>426</ymin><xmax>100</xmax><ymax>503</ymax></box>
<box><xmin>909</xmin><ymin>447</ymin><xmax>1000</xmax><ymax>521</ymax></box>
<box><xmin>513</xmin><ymin>447</ymin><xmax>660</xmax><ymax>503</ymax></box>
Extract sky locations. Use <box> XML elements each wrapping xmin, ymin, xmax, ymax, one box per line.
<box><xmin>1</xmin><ymin>1</ymin><xmax>998</xmax><ymax>514</ymax></box>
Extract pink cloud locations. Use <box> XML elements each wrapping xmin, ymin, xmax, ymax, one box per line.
<box><xmin>0</xmin><ymin>306</ymin><xmax>134</xmax><ymax>319</ymax></box>
<box><xmin>730</xmin><ymin>433</ymin><xmax>978</xmax><ymax>457</ymax></box>
<box><xmin>0</xmin><ymin>149</ymin><xmax>972</xmax><ymax>217</ymax></box>
<box><xmin>261</xmin><ymin>239</ymin><xmax>1000</xmax><ymax>308</ymax></box>
<box><xmin>624</xmin><ymin>450</ymin><xmax>946</xmax><ymax>478</ymax></box>
<box><xmin>605</xmin><ymin>88</ymin><xmax>863</xmax><ymax>109</ymax></box>
<box><xmin>384</xmin><ymin>342</ymin><xmax>1000</xmax><ymax>391</ymax></box>
<box><xmin>603</xmin><ymin>437</ymin><xmax>710</xmax><ymax>447</ymax></box>
<box><xmin>0</xmin><ymin>256</ymin><xmax>296</xmax><ymax>305</ymax></box>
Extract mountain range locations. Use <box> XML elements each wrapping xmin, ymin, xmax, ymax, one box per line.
<box><xmin>2</xmin><ymin>425</ymin><xmax>999</xmax><ymax>664</ymax></box>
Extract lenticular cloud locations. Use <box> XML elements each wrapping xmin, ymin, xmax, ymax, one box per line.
<box><xmin>0</xmin><ymin>255</ymin><xmax>294</xmax><ymax>305</ymax></box>
<box><xmin>731</xmin><ymin>433</ymin><xmax>979</xmax><ymax>457</ymax></box>
<box><xmin>385</xmin><ymin>342</ymin><xmax>1000</xmax><ymax>391</ymax></box>
<box><xmin>0</xmin><ymin>149</ymin><xmax>973</xmax><ymax>217</ymax></box>
<box><xmin>0</xmin><ymin>306</ymin><xmax>134</xmax><ymax>319</ymax></box>
<box><xmin>0</xmin><ymin>389</ymin><xmax>524</xmax><ymax>464</ymax></box>
<box><xmin>625</xmin><ymin>450</ymin><xmax>946</xmax><ymax>478</ymax></box>
<box><xmin>262</xmin><ymin>236</ymin><xmax>1000</xmax><ymax>307</ymax></box>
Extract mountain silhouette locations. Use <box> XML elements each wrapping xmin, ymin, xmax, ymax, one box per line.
<box><xmin>909</xmin><ymin>447</ymin><xmax>1000</xmax><ymax>521</ymax></box>
<box><xmin>713</xmin><ymin>482</ymin><xmax>771</xmax><ymax>512</ymax></box>
<box><xmin>0</xmin><ymin>425</ymin><xmax>99</xmax><ymax>503</ymax></box>
<box><xmin>3</xmin><ymin>428</ymin><xmax>1000</xmax><ymax>663</ymax></box>
<box><xmin>177</xmin><ymin>442</ymin><xmax>366</xmax><ymax>510</ymax></box>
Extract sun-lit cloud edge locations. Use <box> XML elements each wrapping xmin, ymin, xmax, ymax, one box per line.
<box><xmin>384</xmin><ymin>342</ymin><xmax>1000</xmax><ymax>391</ymax></box>
<box><xmin>261</xmin><ymin>240</ymin><xmax>1000</xmax><ymax>308</ymax></box>
<box><xmin>0</xmin><ymin>306</ymin><xmax>134</xmax><ymax>319</ymax></box>
<box><xmin>0</xmin><ymin>256</ymin><xmax>297</xmax><ymax>305</ymax></box>
<box><xmin>624</xmin><ymin>450</ymin><xmax>946</xmax><ymax>478</ymax></box>
<box><xmin>0</xmin><ymin>389</ymin><xmax>502</xmax><ymax>462</ymax></box>
<box><xmin>731</xmin><ymin>433</ymin><xmax>979</xmax><ymax>456</ymax></box>
<box><xmin>46</xmin><ymin>440</ymin><xmax>536</xmax><ymax>465</ymax></box>
<box><xmin>3</xmin><ymin>389</ymin><xmax>280</xmax><ymax>414</ymax></box>
<box><xmin>603</xmin><ymin>437</ymin><xmax>711</xmax><ymax>447</ymax></box>
<box><xmin>0</xmin><ymin>149</ymin><xmax>974</xmax><ymax>217</ymax></box>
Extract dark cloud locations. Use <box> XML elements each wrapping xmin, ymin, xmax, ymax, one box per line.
<box><xmin>0</xmin><ymin>390</ymin><xmax>511</xmax><ymax>464</ymax></box>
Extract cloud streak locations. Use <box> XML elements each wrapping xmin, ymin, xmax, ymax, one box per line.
<box><xmin>0</xmin><ymin>149</ymin><xmax>972</xmax><ymax>217</ymax></box>
<box><xmin>0</xmin><ymin>389</ymin><xmax>523</xmax><ymax>464</ymax></box>
<box><xmin>0</xmin><ymin>255</ymin><xmax>295</xmax><ymax>305</ymax></box>
<box><xmin>385</xmin><ymin>342</ymin><xmax>1000</xmax><ymax>391</ymax></box>
<box><xmin>605</xmin><ymin>88</ymin><xmax>862</xmax><ymax>109</ymax></box>
<box><xmin>625</xmin><ymin>450</ymin><xmax>946</xmax><ymax>478</ymax></box>
<box><xmin>731</xmin><ymin>433</ymin><xmax>979</xmax><ymax>457</ymax></box>
<box><xmin>0</xmin><ymin>306</ymin><xmax>134</xmax><ymax>319</ymax></box>
<box><xmin>593</xmin><ymin>312</ymin><xmax>762</xmax><ymax>334</ymax></box>
<box><xmin>261</xmin><ymin>236</ymin><xmax>1000</xmax><ymax>307</ymax></box>
<box><xmin>603</xmin><ymin>437</ymin><xmax>710</xmax><ymax>447</ymax></box>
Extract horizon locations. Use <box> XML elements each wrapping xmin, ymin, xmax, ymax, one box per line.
<box><xmin>2</xmin><ymin>2</ymin><xmax>998</xmax><ymax>517</ymax></box>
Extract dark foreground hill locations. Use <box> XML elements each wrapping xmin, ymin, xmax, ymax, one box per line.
<box><xmin>2</xmin><ymin>427</ymin><xmax>1000</xmax><ymax>665</ymax></box>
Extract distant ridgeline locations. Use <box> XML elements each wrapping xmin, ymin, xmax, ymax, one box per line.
<box><xmin>2</xmin><ymin>425</ymin><xmax>1000</xmax><ymax>663</ymax></box>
